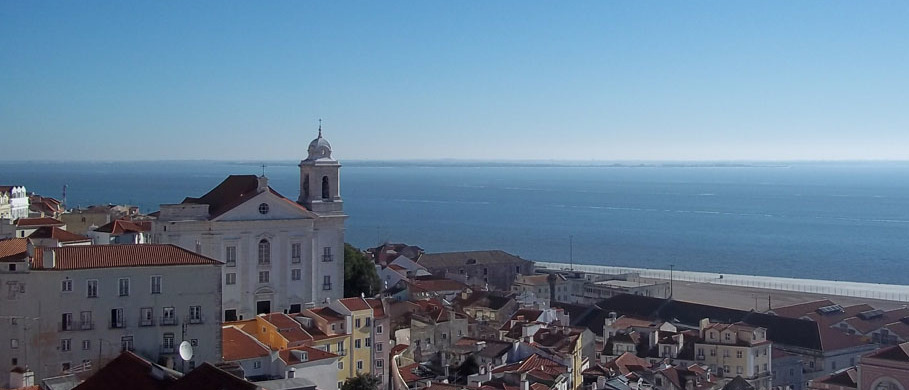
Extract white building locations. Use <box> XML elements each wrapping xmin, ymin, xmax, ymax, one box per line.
<box><xmin>153</xmin><ymin>127</ymin><xmax>346</xmax><ymax>321</ymax></box>
<box><xmin>0</xmin><ymin>186</ymin><xmax>29</xmax><ymax>221</ymax></box>
<box><xmin>0</xmin><ymin>240</ymin><xmax>223</xmax><ymax>388</ymax></box>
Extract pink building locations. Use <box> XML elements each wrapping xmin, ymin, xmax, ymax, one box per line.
<box><xmin>857</xmin><ymin>342</ymin><xmax>909</xmax><ymax>390</ymax></box>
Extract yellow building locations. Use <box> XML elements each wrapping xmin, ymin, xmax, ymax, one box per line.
<box><xmin>331</xmin><ymin>297</ymin><xmax>376</xmax><ymax>378</ymax></box>
<box><xmin>695</xmin><ymin>318</ymin><xmax>772</xmax><ymax>390</ymax></box>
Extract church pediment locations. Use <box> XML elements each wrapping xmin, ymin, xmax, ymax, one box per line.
<box><xmin>212</xmin><ymin>189</ymin><xmax>317</xmax><ymax>222</ymax></box>
<box><xmin>254</xmin><ymin>286</ymin><xmax>276</xmax><ymax>296</ymax></box>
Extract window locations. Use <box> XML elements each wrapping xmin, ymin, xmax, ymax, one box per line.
<box><xmin>737</xmin><ymin>350</ymin><xmax>743</xmax><ymax>358</ymax></box>
<box><xmin>61</xmin><ymin>279</ymin><xmax>72</xmax><ymax>292</ymax></box>
<box><xmin>110</xmin><ymin>308</ymin><xmax>124</xmax><ymax>328</ymax></box>
<box><xmin>723</xmin><ymin>365</ymin><xmax>730</xmax><ymax>375</ymax></box>
<box><xmin>356</xmin><ymin>318</ymin><xmax>361</xmax><ymax>328</ymax></box>
<box><xmin>121</xmin><ymin>336</ymin><xmax>134</xmax><ymax>352</ymax></box>
<box><xmin>323</xmin><ymin>275</ymin><xmax>332</xmax><ymax>290</ymax></box>
<box><xmin>61</xmin><ymin>338</ymin><xmax>71</xmax><ymax>352</ymax></box>
<box><xmin>515</xmin><ymin>266</ymin><xmax>520</xmax><ymax>273</ymax></box>
<box><xmin>290</xmin><ymin>304</ymin><xmax>301</xmax><ymax>313</ymax></box>
<box><xmin>151</xmin><ymin>276</ymin><xmax>162</xmax><ymax>294</ymax></box>
<box><xmin>809</xmin><ymin>361</ymin><xmax>815</xmax><ymax>369</ymax></box>
<box><xmin>7</xmin><ymin>264</ymin><xmax>14</xmax><ymax>272</ymax></box>
<box><xmin>338</xmin><ymin>362</ymin><xmax>343</xmax><ymax>370</ymax></box>
<box><xmin>357</xmin><ymin>360</ymin><xmax>363</xmax><ymax>370</ymax></box>
<box><xmin>323</xmin><ymin>247</ymin><xmax>333</xmax><ymax>262</ymax></box>
<box><xmin>10</xmin><ymin>339</ymin><xmax>18</xmax><ymax>349</ymax></box>
<box><xmin>754</xmin><ymin>365</ymin><xmax>759</xmax><ymax>374</ymax></box>
<box><xmin>82</xmin><ymin>340</ymin><xmax>91</xmax><ymax>350</ymax></box>
<box><xmin>710</xmin><ymin>349</ymin><xmax>716</xmax><ymax>356</ymax></box>
<box><xmin>366</xmin><ymin>337</ymin><xmax>371</xmax><ymax>347</ymax></box>
<box><xmin>226</xmin><ymin>273</ymin><xmax>236</xmax><ymax>285</ymax></box>
<box><xmin>376</xmin><ymin>343</ymin><xmax>383</xmax><ymax>352</ymax></box>
<box><xmin>62</xmin><ymin>362</ymin><xmax>71</xmax><ymax>372</ymax></box>
<box><xmin>292</xmin><ymin>243</ymin><xmax>302</xmax><ymax>263</ymax></box>
<box><xmin>189</xmin><ymin>306</ymin><xmax>202</xmax><ymax>324</ymax></box>
<box><xmin>376</xmin><ymin>359</ymin><xmax>384</xmax><ymax>368</ymax></box>
<box><xmin>253</xmin><ymin>361</ymin><xmax>261</xmax><ymax>369</ymax></box>
<box><xmin>87</xmin><ymin>280</ymin><xmax>98</xmax><ymax>298</ymax></box>
<box><xmin>163</xmin><ymin>333</ymin><xmax>175</xmax><ymax>351</ymax></box>
<box><xmin>723</xmin><ymin>350</ymin><xmax>730</xmax><ymax>358</ymax></box>
<box><xmin>259</xmin><ymin>271</ymin><xmax>270</xmax><ymax>283</ymax></box>
<box><xmin>484</xmin><ymin>268</ymin><xmax>488</xmax><ymax>275</ymax></box>
<box><xmin>337</xmin><ymin>341</ymin><xmax>344</xmax><ymax>353</ymax></box>
<box><xmin>724</xmin><ymin>332</ymin><xmax>731</xmax><ymax>341</ymax></box>
<box><xmin>258</xmin><ymin>203</ymin><xmax>270</xmax><ymax>214</ymax></box>
<box><xmin>80</xmin><ymin>311</ymin><xmax>92</xmax><ymax>330</ymax></box>
<box><xmin>737</xmin><ymin>366</ymin><xmax>743</xmax><ymax>375</ymax></box>
<box><xmin>258</xmin><ymin>239</ymin><xmax>270</xmax><ymax>265</ymax></box>
<box><xmin>225</xmin><ymin>246</ymin><xmax>237</xmax><ymax>267</ymax></box>
<box><xmin>355</xmin><ymin>339</ymin><xmax>362</xmax><ymax>348</ymax></box>
<box><xmin>140</xmin><ymin>307</ymin><xmax>153</xmax><ymax>326</ymax></box>
<box><xmin>118</xmin><ymin>278</ymin><xmax>130</xmax><ymax>296</ymax></box>
<box><xmin>162</xmin><ymin>307</ymin><xmax>176</xmax><ymax>325</ymax></box>
<box><xmin>365</xmin><ymin>317</ymin><xmax>372</xmax><ymax>327</ymax></box>
<box><xmin>291</xmin><ymin>269</ymin><xmax>301</xmax><ymax>280</ymax></box>
<box><xmin>376</xmin><ymin>325</ymin><xmax>383</xmax><ymax>334</ymax></box>
<box><xmin>61</xmin><ymin>313</ymin><xmax>73</xmax><ymax>331</ymax></box>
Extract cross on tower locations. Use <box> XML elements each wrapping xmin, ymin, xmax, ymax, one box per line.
<box><xmin>318</xmin><ymin>118</ymin><xmax>323</xmax><ymax>137</ymax></box>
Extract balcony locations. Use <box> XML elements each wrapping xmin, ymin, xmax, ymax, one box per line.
<box><xmin>323</xmin><ymin>283</ymin><xmax>332</xmax><ymax>291</ymax></box>
<box><xmin>322</xmin><ymin>254</ymin><xmax>333</xmax><ymax>262</ymax></box>
<box><xmin>60</xmin><ymin>322</ymin><xmax>75</xmax><ymax>331</ymax></box>
<box><xmin>160</xmin><ymin>345</ymin><xmax>176</xmax><ymax>354</ymax></box>
<box><xmin>80</xmin><ymin>321</ymin><xmax>94</xmax><ymax>330</ymax></box>
<box><xmin>160</xmin><ymin>316</ymin><xmax>178</xmax><ymax>326</ymax></box>
<box><xmin>140</xmin><ymin>318</ymin><xmax>155</xmax><ymax>327</ymax></box>
<box><xmin>188</xmin><ymin>315</ymin><xmax>204</xmax><ymax>325</ymax></box>
<box><xmin>109</xmin><ymin>319</ymin><xmax>126</xmax><ymax>329</ymax></box>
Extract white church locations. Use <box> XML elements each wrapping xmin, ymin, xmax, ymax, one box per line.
<box><xmin>152</xmin><ymin>127</ymin><xmax>346</xmax><ymax>321</ymax></box>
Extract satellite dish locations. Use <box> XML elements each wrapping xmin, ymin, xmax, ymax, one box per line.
<box><xmin>178</xmin><ymin>341</ymin><xmax>194</xmax><ymax>361</ymax></box>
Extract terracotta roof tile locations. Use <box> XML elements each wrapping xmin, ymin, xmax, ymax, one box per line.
<box><xmin>31</xmin><ymin>244</ymin><xmax>222</xmax><ymax>270</ymax></box>
<box><xmin>338</xmin><ymin>297</ymin><xmax>371</xmax><ymax>312</ymax></box>
<box><xmin>169</xmin><ymin>362</ymin><xmax>258</xmax><ymax>390</ymax></box>
<box><xmin>222</xmin><ymin>326</ymin><xmax>271</xmax><ymax>361</ymax></box>
<box><xmin>94</xmin><ymin>219</ymin><xmax>150</xmax><ymax>234</ymax></box>
<box><xmin>411</xmin><ymin>278</ymin><xmax>469</xmax><ymax>293</ymax></box>
<box><xmin>28</xmin><ymin>226</ymin><xmax>91</xmax><ymax>243</ymax></box>
<box><xmin>262</xmin><ymin>313</ymin><xmax>313</xmax><ymax>346</ymax></box>
<box><xmin>15</xmin><ymin>217</ymin><xmax>64</xmax><ymax>227</ymax></box>
<box><xmin>309</xmin><ymin>307</ymin><xmax>345</xmax><ymax>322</ymax></box>
<box><xmin>73</xmin><ymin>351</ymin><xmax>180</xmax><ymax>390</ymax></box>
<box><xmin>366</xmin><ymin>298</ymin><xmax>386</xmax><ymax>318</ymax></box>
<box><xmin>0</xmin><ymin>238</ymin><xmax>30</xmax><ymax>262</ymax></box>
<box><xmin>278</xmin><ymin>345</ymin><xmax>339</xmax><ymax>365</ymax></box>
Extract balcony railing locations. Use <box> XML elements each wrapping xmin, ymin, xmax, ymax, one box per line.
<box><xmin>160</xmin><ymin>345</ymin><xmax>176</xmax><ymax>354</ymax></box>
<box><xmin>140</xmin><ymin>318</ymin><xmax>155</xmax><ymax>327</ymax></box>
<box><xmin>322</xmin><ymin>254</ymin><xmax>333</xmax><ymax>262</ymax></box>
<box><xmin>160</xmin><ymin>316</ymin><xmax>178</xmax><ymax>326</ymax></box>
<box><xmin>80</xmin><ymin>321</ymin><xmax>94</xmax><ymax>330</ymax></box>
<box><xmin>60</xmin><ymin>322</ymin><xmax>75</xmax><ymax>331</ymax></box>
<box><xmin>323</xmin><ymin>283</ymin><xmax>332</xmax><ymax>290</ymax></box>
<box><xmin>188</xmin><ymin>315</ymin><xmax>204</xmax><ymax>325</ymax></box>
<box><xmin>109</xmin><ymin>319</ymin><xmax>126</xmax><ymax>329</ymax></box>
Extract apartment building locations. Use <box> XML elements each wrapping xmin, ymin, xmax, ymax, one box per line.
<box><xmin>0</xmin><ymin>240</ymin><xmax>223</xmax><ymax>388</ymax></box>
<box><xmin>694</xmin><ymin>319</ymin><xmax>772</xmax><ymax>390</ymax></box>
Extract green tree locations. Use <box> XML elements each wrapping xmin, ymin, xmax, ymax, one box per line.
<box><xmin>342</xmin><ymin>373</ymin><xmax>381</xmax><ymax>390</ymax></box>
<box><xmin>344</xmin><ymin>243</ymin><xmax>382</xmax><ymax>298</ymax></box>
<box><xmin>455</xmin><ymin>355</ymin><xmax>479</xmax><ymax>382</ymax></box>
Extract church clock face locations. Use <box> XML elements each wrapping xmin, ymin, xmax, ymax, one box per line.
<box><xmin>258</xmin><ymin>203</ymin><xmax>269</xmax><ymax>214</ymax></box>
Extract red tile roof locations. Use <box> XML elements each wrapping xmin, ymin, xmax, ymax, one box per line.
<box><xmin>168</xmin><ymin>362</ymin><xmax>259</xmax><ymax>390</ymax></box>
<box><xmin>28</xmin><ymin>226</ymin><xmax>91</xmax><ymax>243</ymax></box>
<box><xmin>769</xmin><ymin>299</ymin><xmax>836</xmax><ymax>318</ymax></box>
<box><xmin>818</xmin><ymin>324</ymin><xmax>872</xmax><ymax>351</ymax></box>
<box><xmin>31</xmin><ymin>244</ymin><xmax>222</xmax><ymax>270</ymax></box>
<box><xmin>390</xmin><ymin>343</ymin><xmax>409</xmax><ymax>356</ymax></box>
<box><xmin>94</xmin><ymin>219</ymin><xmax>150</xmax><ymax>234</ymax></box>
<box><xmin>15</xmin><ymin>217</ymin><xmax>64</xmax><ymax>227</ymax></box>
<box><xmin>73</xmin><ymin>351</ymin><xmax>181</xmax><ymax>390</ymax></box>
<box><xmin>366</xmin><ymin>298</ymin><xmax>386</xmax><ymax>318</ymax></box>
<box><xmin>398</xmin><ymin>363</ymin><xmax>426</xmax><ymax>383</ymax></box>
<box><xmin>309</xmin><ymin>307</ymin><xmax>345</xmax><ymax>323</ymax></box>
<box><xmin>278</xmin><ymin>345</ymin><xmax>339</xmax><ymax>365</ymax></box>
<box><xmin>262</xmin><ymin>313</ymin><xmax>313</xmax><ymax>346</ymax></box>
<box><xmin>338</xmin><ymin>297</ymin><xmax>372</xmax><ymax>312</ymax></box>
<box><xmin>492</xmin><ymin>354</ymin><xmax>567</xmax><ymax>377</ymax></box>
<box><xmin>222</xmin><ymin>326</ymin><xmax>271</xmax><ymax>361</ymax></box>
<box><xmin>181</xmin><ymin>175</ymin><xmax>311</xmax><ymax>219</ymax></box>
<box><xmin>0</xmin><ymin>238</ymin><xmax>30</xmax><ymax>262</ymax></box>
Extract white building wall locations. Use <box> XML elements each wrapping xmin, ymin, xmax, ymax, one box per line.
<box><xmin>0</xmin><ymin>263</ymin><xmax>222</xmax><ymax>387</ymax></box>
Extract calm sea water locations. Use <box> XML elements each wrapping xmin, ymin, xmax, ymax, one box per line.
<box><xmin>3</xmin><ymin>161</ymin><xmax>909</xmax><ymax>285</ymax></box>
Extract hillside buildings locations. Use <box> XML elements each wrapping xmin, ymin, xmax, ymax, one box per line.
<box><xmin>0</xmin><ymin>240</ymin><xmax>223</xmax><ymax>387</ymax></box>
<box><xmin>152</xmin><ymin>128</ymin><xmax>346</xmax><ymax>320</ymax></box>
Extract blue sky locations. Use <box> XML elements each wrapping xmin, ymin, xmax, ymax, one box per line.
<box><xmin>1</xmin><ymin>1</ymin><xmax>907</xmax><ymax>161</ymax></box>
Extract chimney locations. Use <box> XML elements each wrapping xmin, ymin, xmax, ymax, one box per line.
<box><xmin>42</xmin><ymin>249</ymin><xmax>55</xmax><ymax>269</ymax></box>
<box><xmin>257</xmin><ymin>176</ymin><xmax>268</xmax><ymax>193</ymax></box>
<box><xmin>596</xmin><ymin>376</ymin><xmax>607</xmax><ymax>390</ymax></box>
<box><xmin>520</xmin><ymin>373</ymin><xmax>530</xmax><ymax>390</ymax></box>
<box><xmin>699</xmin><ymin>318</ymin><xmax>710</xmax><ymax>339</ymax></box>
<box><xmin>685</xmin><ymin>379</ymin><xmax>694</xmax><ymax>390</ymax></box>
<box><xmin>287</xmin><ymin>367</ymin><xmax>296</xmax><ymax>379</ymax></box>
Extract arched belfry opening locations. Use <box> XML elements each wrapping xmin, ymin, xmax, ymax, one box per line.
<box><xmin>322</xmin><ymin>176</ymin><xmax>330</xmax><ymax>200</ymax></box>
<box><xmin>303</xmin><ymin>174</ymin><xmax>310</xmax><ymax>201</ymax></box>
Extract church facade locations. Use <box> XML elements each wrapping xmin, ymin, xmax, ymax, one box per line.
<box><xmin>152</xmin><ymin>128</ymin><xmax>346</xmax><ymax>321</ymax></box>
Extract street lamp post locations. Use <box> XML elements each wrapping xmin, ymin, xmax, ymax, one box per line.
<box><xmin>669</xmin><ymin>264</ymin><xmax>674</xmax><ymax>300</ymax></box>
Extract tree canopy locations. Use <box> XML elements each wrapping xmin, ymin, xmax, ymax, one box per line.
<box><xmin>344</xmin><ymin>243</ymin><xmax>382</xmax><ymax>298</ymax></box>
<box><xmin>341</xmin><ymin>373</ymin><xmax>382</xmax><ymax>390</ymax></box>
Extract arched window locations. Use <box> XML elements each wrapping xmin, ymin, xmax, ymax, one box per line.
<box><xmin>258</xmin><ymin>239</ymin><xmax>270</xmax><ymax>265</ymax></box>
<box><xmin>321</xmin><ymin>176</ymin><xmax>330</xmax><ymax>200</ymax></box>
<box><xmin>303</xmin><ymin>174</ymin><xmax>310</xmax><ymax>201</ymax></box>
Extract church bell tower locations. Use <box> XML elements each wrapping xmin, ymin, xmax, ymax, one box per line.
<box><xmin>298</xmin><ymin>122</ymin><xmax>343</xmax><ymax>215</ymax></box>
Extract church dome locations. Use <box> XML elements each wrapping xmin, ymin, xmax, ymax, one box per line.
<box><xmin>306</xmin><ymin>125</ymin><xmax>333</xmax><ymax>161</ymax></box>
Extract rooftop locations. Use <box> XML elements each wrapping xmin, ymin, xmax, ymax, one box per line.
<box><xmin>0</xmin><ymin>238</ymin><xmax>30</xmax><ymax>262</ymax></box>
<box><xmin>28</xmin><ymin>226</ymin><xmax>91</xmax><ymax>243</ymax></box>
<box><xmin>15</xmin><ymin>217</ymin><xmax>64</xmax><ymax>227</ymax></box>
<box><xmin>222</xmin><ymin>326</ymin><xmax>271</xmax><ymax>361</ymax></box>
<box><xmin>31</xmin><ymin>244</ymin><xmax>222</xmax><ymax>270</ymax></box>
<box><xmin>419</xmin><ymin>250</ymin><xmax>528</xmax><ymax>268</ymax></box>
